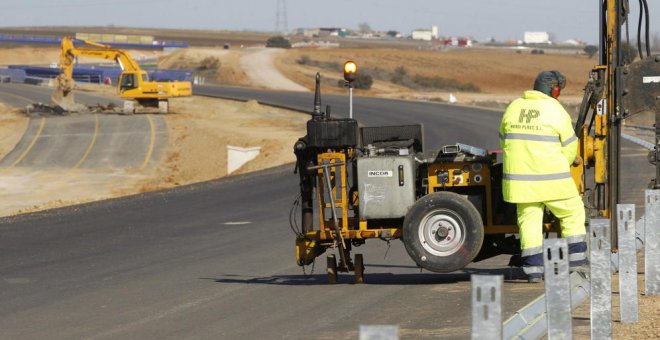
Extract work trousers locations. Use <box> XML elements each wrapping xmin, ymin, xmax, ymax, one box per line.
<box><xmin>517</xmin><ymin>195</ymin><xmax>587</xmax><ymax>279</ymax></box>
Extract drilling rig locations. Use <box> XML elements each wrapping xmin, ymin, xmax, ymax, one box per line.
<box><xmin>291</xmin><ymin>1</ymin><xmax>659</xmax><ymax>283</ymax></box>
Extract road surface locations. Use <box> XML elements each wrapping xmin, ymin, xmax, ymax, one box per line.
<box><xmin>0</xmin><ymin>83</ymin><xmax>655</xmax><ymax>339</ymax></box>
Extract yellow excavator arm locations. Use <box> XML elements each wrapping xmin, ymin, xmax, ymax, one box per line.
<box><xmin>59</xmin><ymin>36</ymin><xmax>142</xmax><ymax>79</ymax></box>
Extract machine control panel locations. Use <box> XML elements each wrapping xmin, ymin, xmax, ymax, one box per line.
<box><xmin>426</xmin><ymin>161</ymin><xmax>490</xmax><ymax>191</ymax></box>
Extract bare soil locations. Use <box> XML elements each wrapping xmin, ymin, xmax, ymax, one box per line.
<box><xmin>132</xmin><ymin>96</ymin><xmax>307</xmax><ymax>192</ymax></box>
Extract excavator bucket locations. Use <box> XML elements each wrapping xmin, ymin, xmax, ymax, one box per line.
<box><xmin>51</xmin><ymin>75</ymin><xmax>87</xmax><ymax>112</ymax></box>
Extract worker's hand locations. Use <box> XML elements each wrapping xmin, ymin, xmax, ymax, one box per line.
<box><xmin>572</xmin><ymin>157</ymin><xmax>583</xmax><ymax>167</ymax></box>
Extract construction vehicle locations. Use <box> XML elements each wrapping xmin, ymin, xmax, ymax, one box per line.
<box><xmin>291</xmin><ymin>0</ymin><xmax>659</xmax><ymax>283</ymax></box>
<box><xmin>52</xmin><ymin>36</ymin><xmax>192</xmax><ymax>114</ymax></box>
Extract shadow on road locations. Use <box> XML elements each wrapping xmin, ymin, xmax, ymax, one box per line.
<box><xmin>202</xmin><ymin>266</ymin><xmax>526</xmax><ymax>286</ymax></box>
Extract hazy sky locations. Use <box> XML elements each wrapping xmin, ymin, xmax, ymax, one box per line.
<box><xmin>2</xmin><ymin>0</ymin><xmax>659</xmax><ymax>43</ymax></box>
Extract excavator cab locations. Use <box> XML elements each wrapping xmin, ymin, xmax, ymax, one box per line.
<box><xmin>119</xmin><ymin>73</ymin><xmax>137</xmax><ymax>92</ymax></box>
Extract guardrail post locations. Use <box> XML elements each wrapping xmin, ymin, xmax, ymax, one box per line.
<box><xmin>471</xmin><ymin>275</ymin><xmax>503</xmax><ymax>340</ymax></box>
<box><xmin>590</xmin><ymin>219</ymin><xmax>612</xmax><ymax>339</ymax></box>
<box><xmin>617</xmin><ymin>204</ymin><xmax>639</xmax><ymax>323</ymax></box>
<box><xmin>646</xmin><ymin>190</ymin><xmax>660</xmax><ymax>295</ymax></box>
<box><xmin>543</xmin><ymin>238</ymin><xmax>572</xmax><ymax>339</ymax></box>
<box><xmin>359</xmin><ymin>325</ymin><xmax>398</xmax><ymax>340</ymax></box>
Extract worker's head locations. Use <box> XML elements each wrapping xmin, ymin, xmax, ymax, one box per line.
<box><xmin>533</xmin><ymin>70</ymin><xmax>566</xmax><ymax>99</ymax></box>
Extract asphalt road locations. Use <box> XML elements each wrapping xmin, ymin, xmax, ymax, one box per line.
<box><xmin>0</xmin><ymin>83</ymin><xmax>167</xmax><ymax>169</ymax></box>
<box><xmin>0</xmin><ymin>83</ymin><xmax>655</xmax><ymax>339</ymax></box>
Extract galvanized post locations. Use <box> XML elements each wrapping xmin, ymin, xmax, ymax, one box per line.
<box><xmin>471</xmin><ymin>275</ymin><xmax>503</xmax><ymax>340</ymax></box>
<box><xmin>646</xmin><ymin>190</ymin><xmax>660</xmax><ymax>295</ymax></box>
<box><xmin>359</xmin><ymin>325</ymin><xmax>399</xmax><ymax>340</ymax></box>
<box><xmin>590</xmin><ymin>219</ymin><xmax>612</xmax><ymax>339</ymax></box>
<box><xmin>543</xmin><ymin>238</ymin><xmax>572</xmax><ymax>339</ymax></box>
<box><xmin>617</xmin><ymin>204</ymin><xmax>639</xmax><ymax>323</ymax></box>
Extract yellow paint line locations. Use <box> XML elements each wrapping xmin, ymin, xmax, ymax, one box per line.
<box><xmin>74</xmin><ymin>115</ymin><xmax>100</xmax><ymax>169</ymax></box>
<box><xmin>4</xmin><ymin>117</ymin><xmax>46</xmax><ymax>169</ymax></box>
<box><xmin>140</xmin><ymin>114</ymin><xmax>156</xmax><ymax>170</ymax></box>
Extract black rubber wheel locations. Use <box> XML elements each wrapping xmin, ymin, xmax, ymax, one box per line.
<box><xmin>354</xmin><ymin>254</ymin><xmax>365</xmax><ymax>284</ymax></box>
<box><xmin>327</xmin><ymin>254</ymin><xmax>338</xmax><ymax>284</ymax></box>
<box><xmin>402</xmin><ymin>191</ymin><xmax>484</xmax><ymax>273</ymax></box>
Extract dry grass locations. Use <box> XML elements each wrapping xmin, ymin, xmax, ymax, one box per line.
<box><xmin>275</xmin><ymin>48</ymin><xmax>595</xmax><ymax>97</ymax></box>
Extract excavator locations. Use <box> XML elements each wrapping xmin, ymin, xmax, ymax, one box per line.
<box><xmin>290</xmin><ymin>0</ymin><xmax>659</xmax><ymax>283</ymax></box>
<box><xmin>52</xmin><ymin>36</ymin><xmax>192</xmax><ymax>114</ymax></box>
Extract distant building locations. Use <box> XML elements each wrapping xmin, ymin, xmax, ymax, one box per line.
<box><xmin>295</xmin><ymin>27</ymin><xmax>348</xmax><ymax>38</ymax></box>
<box><xmin>412</xmin><ymin>25</ymin><xmax>438</xmax><ymax>41</ymax></box>
<box><xmin>562</xmin><ymin>39</ymin><xmax>585</xmax><ymax>46</ymax></box>
<box><xmin>443</xmin><ymin>37</ymin><xmax>473</xmax><ymax>47</ymax></box>
<box><xmin>524</xmin><ymin>31</ymin><xmax>551</xmax><ymax>44</ymax></box>
<box><xmin>297</xmin><ymin>28</ymin><xmax>320</xmax><ymax>37</ymax></box>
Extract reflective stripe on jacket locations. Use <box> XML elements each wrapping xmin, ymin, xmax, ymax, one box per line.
<box><xmin>499</xmin><ymin>90</ymin><xmax>578</xmax><ymax>203</ymax></box>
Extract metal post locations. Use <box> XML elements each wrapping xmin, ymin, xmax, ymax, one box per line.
<box><xmin>543</xmin><ymin>238</ymin><xmax>572</xmax><ymax>339</ymax></box>
<box><xmin>590</xmin><ymin>219</ymin><xmax>612</xmax><ymax>340</ymax></box>
<box><xmin>471</xmin><ymin>275</ymin><xmax>503</xmax><ymax>340</ymax></box>
<box><xmin>617</xmin><ymin>204</ymin><xmax>639</xmax><ymax>323</ymax></box>
<box><xmin>654</xmin><ymin>109</ymin><xmax>659</xmax><ymax>188</ymax></box>
<box><xmin>349</xmin><ymin>86</ymin><xmax>354</xmax><ymax>119</ymax></box>
<box><xmin>645</xmin><ymin>190</ymin><xmax>660</xmax><ymax>295</ymax></box>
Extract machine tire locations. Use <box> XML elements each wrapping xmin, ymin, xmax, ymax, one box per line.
<box><xmin>402</xmin><ymin>192</ymin><xmax>484</xmax><ymax>273</ymax></box>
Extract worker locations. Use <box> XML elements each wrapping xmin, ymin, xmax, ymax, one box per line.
<box><xmin>499</xmin><ymin>70</ymin><xmax>587</xmax><ymax>283</ymax></box>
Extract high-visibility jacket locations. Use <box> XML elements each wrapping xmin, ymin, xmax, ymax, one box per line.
<box><xmin>499</xmin><ymin>90</ymin><xmax>578</xmax><ymax>203</ymax></box>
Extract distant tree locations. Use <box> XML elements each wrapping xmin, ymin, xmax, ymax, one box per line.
<box><xmin>337</xmin><ymin>72</ymin><xmax>373</xmax><ymax>90</ymax></box>
<box><xmin>266</xmin><ymin>36</ymin><xmax>291</xmax><ymax>49</ymax></box>
<box><xmin>355</xmin><ymin>73</ymin><xmax>373</xmax><ymax>89</ymax></box>
<box><xmin>386</xmin><ymin>30</ymin><xmax>399</xmax><ymax>38</ymax></box>
<box><xmin>297</xmin><ymin>55</ymin><xmax>311</xmax><ymax>65</ymax></box>
<box><xmin>358</xmin><ymin>22</ymin><xmax>372</xmax><ymax>34</ymax></box>
<box><xmin>652</xmin><ymin>32</ymin><xmax>660</xmax><ymax>52</ymax></box>
<box><xmin>391</xmin><ymin>66</ymin><xmax>407</xmax><ymax>84</ymax></box>
<box><xmin>621</xmin><ymin>42</ymin><xmax>637</xmax><ymax>64</ymax></box>
<box><xmin>583</xmin><ymin>45</ymin><xmax>598</xmax><ymax>58</ymax></box>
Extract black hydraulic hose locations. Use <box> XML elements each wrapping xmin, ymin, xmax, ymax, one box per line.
<box><xmin>637</xmin><ymin>0</ymin><xmax>644</xmax><ymax>59</ymax></box>
<box><xmin>642</xmin><ymin>0</ymin><xmax>651</xmax><ymax>56</ymax></box>
<box><xmin>598</xmin><ymin>1</ymin><xmax>607</xmax><ymax>65</ymax></box>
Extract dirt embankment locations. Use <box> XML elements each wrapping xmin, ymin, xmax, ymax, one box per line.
<box><xmin>134</xmin><ymin>96</ymin><xmax>307</xmax><ymax>192</ymax></box>
<box><xmin>159</xmin><ymin>47</ymin><xmax>251</xmax><ymax>86</ymax></box>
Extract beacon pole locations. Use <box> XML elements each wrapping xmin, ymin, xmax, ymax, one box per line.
<box><xmin>343</xmin><ymin>61</ymin><xmax>357</xmax><ymax>119</ymax></box>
